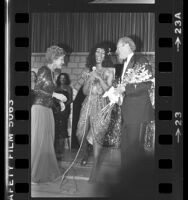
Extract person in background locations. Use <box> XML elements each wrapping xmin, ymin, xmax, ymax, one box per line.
<box><xmin>53</xmin><ymin>68</ymin><xmax>61</xmax><ymax>84</ymax></box>
<box><xmin>53</xmin><ymin>73</ymin><xmax>73</xmax><ymax>156</ymax></box>
<box><xmin>31</xmin><ymin>71</ymin><xmax>37</xmax><ymax>105</ymax></box>
<box><xmin>31</xmin><ymin>45</ymin><xmax>67</xmax><ymax>183</ymax></box>
<box><xmin>76</xmin><ymin>43</ymin><xmax>114</xmax><ymax>182</ymax></box>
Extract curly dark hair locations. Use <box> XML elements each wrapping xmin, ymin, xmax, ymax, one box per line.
<box><xmin>86</xmin><ymin>42</ymin><xmax>114</xmax><ymax>71</ymax></box>
<box><xmin>56</xmin><ymin>73</ymin><xmax>71</xmax><ymax>86</ymax></box>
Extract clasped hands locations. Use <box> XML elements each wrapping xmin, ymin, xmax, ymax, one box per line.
<box><xmin>88</xmin><ymin>71</ymin><xmax>101</xmax><ymax>82</ymax></box>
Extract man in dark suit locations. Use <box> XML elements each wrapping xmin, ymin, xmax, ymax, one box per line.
<box><xmin>116</xmin><ymin>36</ymin><xmax>154</xmax><ymax>168</ymax></box>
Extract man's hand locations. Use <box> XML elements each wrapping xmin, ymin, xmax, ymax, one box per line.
<box><xmin>116</xmin><ymin>85</ymin><xmax>126</xmax><ymax>94</ymax></box>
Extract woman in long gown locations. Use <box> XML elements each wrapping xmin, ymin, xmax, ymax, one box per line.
<box><xmin>76</xmin><ymin>44</ymin><xmax>114</xmax><ymax>182</ymax></box>
<box><xmin>31</xmin><ymin>45</ymin><xmax>67</xmax><ymax>183</ymax></box>
<box><xmin>80</xmin><ymin>77</ymin><xmax>121</xmax><ymax>167</ymax></box>
<box><xmin>53</xmin><ymin>73</ymin><xmax>73</xmax><ymax>155</ymax></box>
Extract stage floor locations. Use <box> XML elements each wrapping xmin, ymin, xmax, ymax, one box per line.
<box><xmin>31</xmin><ymin>148</ymin><xmax>121</xmax><ymax>197</ymax></box>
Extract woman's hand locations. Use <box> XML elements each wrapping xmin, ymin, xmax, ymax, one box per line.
<box><xmin>88</xmin><ymin>73</ymin><xmax>96</xmax><ymax>82</ymax></box>
<box><xmin>86</xmin><ymin>71</ymin><xmax>98</xmax><ymax>83</ymax></box>
<box><xmin>90</xmin><ymin>71</ymin><xmax>102</xmax><ymax>82</ymax></box>
<box><xmin>93</xmin><ymin>71</ymin><xmax>101</xmax><ymax>80</ymax></box>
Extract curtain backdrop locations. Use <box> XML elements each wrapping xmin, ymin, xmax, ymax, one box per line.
<box><xmin>31</xmin><ymin>12</ymin><xmax>155</xmax><ymax>53</ymax></box>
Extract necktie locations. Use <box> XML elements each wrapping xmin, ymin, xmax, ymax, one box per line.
<box><xmin>121</xmin><ymin>58</ymin><xmax>128</xmax><ymax>82</ymax></box>
<box><xmin>123</xmin><ymin>58</ymin><xmax>128</xmax><ymax>63</ymax></box>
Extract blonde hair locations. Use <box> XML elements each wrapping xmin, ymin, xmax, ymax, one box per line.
<box><xmin>45</xmin><ymin>45</ymin><xmax>65</xmax><ymax>64</ymax></box>
<box><xmin>118</xmin><ymin>37</ymin><xmax>136</xmax><ymax>52</ymax></box>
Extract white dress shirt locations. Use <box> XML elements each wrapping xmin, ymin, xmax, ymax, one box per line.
<box><xmin>121</xmin><ymin>52</ymin><xmax>134</xmax><ymax>82</ymax></box>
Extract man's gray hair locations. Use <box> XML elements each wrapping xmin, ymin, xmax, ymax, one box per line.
<box><xmin>118</xmin><ymin>37</ymin><xmax>136</xmax><ymax>52</ymax></box>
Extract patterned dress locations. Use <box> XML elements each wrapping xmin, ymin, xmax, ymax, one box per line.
<box><xmin>31</xmin><ymin>66</ymin><xmax>61</xmax><ymax>183</ymax></box>
<box><xmin>102</xmin><ymin>78</ymin><xmax>121</xmax><ymax>148</ymax></box>
<box><xmin>144</xmin><ymin>81</ymin><xmax>155</xmax><ymax>153</ymax></box>
<box><xmin>103</xmin><ymin>103</ymin><xmax>121</xmax><ymax>148</ymax></box>
<box><xmin>76</xmin><ymin>69</ymin><xmax>111</xmax><ymax>146</ymax></box>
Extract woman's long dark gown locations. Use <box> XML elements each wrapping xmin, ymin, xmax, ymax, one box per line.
<box><xmin>53</xmin><ymin>88</ymin><xmax>71</xmax><ymax>154</ymax></box>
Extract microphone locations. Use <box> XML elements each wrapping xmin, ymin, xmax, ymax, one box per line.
<box><xmin>91</xmin><ymin>66</ymin><xmax>97</xmax><ymax>84</ymax></box>
<box><xmin>82</xmin><ymin>66</ymin><xmax>96</xmax><ymax>80</ymax></box>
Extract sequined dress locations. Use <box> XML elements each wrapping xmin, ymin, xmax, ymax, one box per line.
<box><xmin>76</xmin><ymin>69</ymin><xmax>110</xmax><ymax>146</ymax></box>
<box><xmin>101</xmin><ymin>78</ymin><xmax>121</xmax><ymax>148</ymax></box>
<box><xmin>103</xmin><ymin>103</ymin><xmax>121</xmax><ymax>148</ymax></box>
<box><xmin>77</xmin><ymin>71</ymin><xmax>121</xmax><ymax>148</ymax></box>
<box><xmin>31</xmin><ymin>66</ymin><xmax>61</xmax><ymax>183</ymax></box>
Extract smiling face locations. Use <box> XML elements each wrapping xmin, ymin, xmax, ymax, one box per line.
<box><xmin>59</xmin><ymin>74</ymin><xmax>66</xmax><ymax>85</ymax></box>
<box><xmin>53</xmin><ymin>55</ymin><xmax>65</xmax><ymax>69</ymax></box>
<box><xmin>95</xmin><ymin>48</ymin><xmax>105</xmax><ymax>64</ymax></box>
<box><xmin>116</xmin><ymin>41</ymin><xmax>131</xmax><ymax>61</ymax></box>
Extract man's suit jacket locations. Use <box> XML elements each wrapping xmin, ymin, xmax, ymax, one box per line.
<box><xmin>121</xmin><ymin>54</ymin><xmax>154</xmax><ymax>124</ymax></box>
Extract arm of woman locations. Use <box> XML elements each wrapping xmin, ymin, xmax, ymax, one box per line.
<box><xmin>83</xmin><ymin>79</ymin><xmax>92</xmax><ymax>95</ymax></box>
<box><xmin>96</xmin><ymin>69</ymin><xmax>114</xmax><ymax>92</ymax></box>
<box><xmin>105</xmin><ymin>69</ymin><xmax>114</xmax><ymax>88</ymax></box>
<box><xmin>34</xmin><ymin>66</ymin><xmax>66</xmax><ymax>102</ymax></box>
<box><xmin>34</xmin><ymin>66</ymin><xmax>54</xmax><ymax>97</ymax></box>
<box><xmin>34</xmin><ymin>89</ymin><xmax>52</xmax><ymax>96</ymax></box>
<box><xmin>82</xmin><ymin>74</ymin><xmax>95</xmax><ymax>95</ymax></box>
<box><xmin>66</xmin><ymin>86</ymin><xmax>73</xmax><ymax>105</ymax></box>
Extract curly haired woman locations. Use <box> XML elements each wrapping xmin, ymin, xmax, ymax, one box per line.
<box><xmin>76</xmin><ymin>43</ymin><xmax>114</xmax><ymax>182</ymax></box>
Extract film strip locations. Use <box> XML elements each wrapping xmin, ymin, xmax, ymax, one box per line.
<box><xmin>5</xmin><ymin>0</ymin><xmax>183</xmax><ymax>199</ymax></box>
